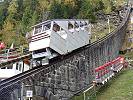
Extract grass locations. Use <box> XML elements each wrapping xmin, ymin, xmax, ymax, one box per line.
<box><xmin>96</xmin><ymin>69</ymin><xmax>133</xmax><ymax>100</ymax></box>
<box><xmin>71</xmin><ymin>69</ymin><xmax>133</xmax><ymax>100</ymax></box>
<box><xmin>71</xmin><ymin>86</ymin><xmax>96</xmax><ymax>100</ymax></box>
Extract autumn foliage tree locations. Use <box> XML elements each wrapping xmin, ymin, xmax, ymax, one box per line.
<box><xmin>0</xmin><ymin>0</ymin><xmax>127</xmax><ymax>47</ymax></box>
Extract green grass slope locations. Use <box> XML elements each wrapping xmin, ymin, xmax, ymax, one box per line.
<box><xmin>96</xmin><ymin>69</ymin><xmax>133</xmax><ymax>100</ymax></box>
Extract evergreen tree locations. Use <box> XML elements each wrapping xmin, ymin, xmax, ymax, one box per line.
<box><xmin>0</xmin><ymin>0</ymin><xmax>9</xmax><ymax>30</ymax></box>
<box><xmin>49</xmin><ymin>1</ymin><xmax>63</xmax><ymax>19</ymax></box>
<box><xmin>78</xmin><ymin>0</ymin><xmax>96</xmax><ymax>22</ymax></box>
<box><xmin>21</xmin><ymin>6</ymin><xmax>32</xmax><ymax>34</ymax></box>
<box><xmin>2</xmin><ymin>1</ymin><xmax>19</xmax><ymax>46</ymax></box>
<box><xmin>38</xmin><ymin>0</ymin><xmax>50</xmax><ymax>21</ymax></box>
<box><xmin>16</xmin><ymin>0</ymin><xmax>24</xmax><ymax>21</ymax></box>
<box><xmin>0</xmin><ymin>0</ymin><xmax>127</xmax><ymax>47</ymax></box>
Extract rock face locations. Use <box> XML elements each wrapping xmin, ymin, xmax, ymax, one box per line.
<box><xmin>91</xmin><ymin>6</ymin><xmax>127</xmax><ymax>42</ymax></box>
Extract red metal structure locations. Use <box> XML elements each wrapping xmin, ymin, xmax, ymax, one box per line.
<box><xmin>95</xmin><ymin>56</ymin><xmax>125</xmax><ymax>84</ymax></box>
<box><xmin>112</xmin><ymin>56</ymin><xmax>124</xmax><ymax>72</ymax></box>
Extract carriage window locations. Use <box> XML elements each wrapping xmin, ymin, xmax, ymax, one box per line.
<box><xmin>68</xmin><ymin>22</ymin><xmax>73</xmax><ymax>29</ymax></box>
<box><xmin>7</xmin><ymin>65</ymin><xmax>13</xmax><ymax>69</ymax></box>
<box><xmin>42</xmin><ymin>23</ymin><xmax>51</xmax><ymax>31</ymax></box>
<box><xmin>53</xmin><ymin>23</ymin><xmax>60</xmax><ymax>32</ymax></box>
<box><xmin>74</xmin><ymin>22</ymin><xmax>79</xmax><ymax>28</ymax></box>
<box><xmin>85</xmin><ymin>22</ymin><xmax>87</xmax><ymax>25</ymax></box>
<box><xmin>80</xmin><ymin>22</ymin><xmax>84</xmax><ymax>27</ymax></box>
<box><xmin>34</xmin><ymin>25</ymin><xmax>42</xmax><ymax>34</ymax></box>
<box><xmin>1</xmin><ymin>67</ymin><xmax>6</xmax><ymax>69</ymax></box>
<box><xmin>16</xmin><ymin>63</ymin><xmax>19</xmax><ymax>70</ymax></box>
<box><xmin>34</xmin><ymin>48</ymin><xmax>46</xmax><ymax>54</ymax></box>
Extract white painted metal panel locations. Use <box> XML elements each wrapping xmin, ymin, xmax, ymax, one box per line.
<box><xmin>73</xmin><ymin>31</ymin><xmax>85</xmax><ymax>46</ymax></box>
<box><xmin>57</xmin><ymin>31</ymin><xmax>67</xmax><ymax>39</ymax></box>
<box><xmin>29</xmin><ymin>38</ymin><xmax>50</xmax><ymax>51</ymax></box>
<box><xmin>50</xmin><ymin>31</ymin><xmax>67</xmax><ymax>54</ymax></box>
<box><xmin>68</xmin><ymin>31</ymin><xmax>81</xmax><ymax>50</ymax></box>
<box><xmin>66</xmin><ymin>33</ymin><xmax>77</xmax><ymax>52</ymax></box>
<box><xmin>23</xmin><ymin>64</ymin><xmax>30</xmax><ymax>71</ymax></box>
<box><xmin>0</xmin><ymin>69</ymin><xmax>20</xmax><ymax>79</ymax></box>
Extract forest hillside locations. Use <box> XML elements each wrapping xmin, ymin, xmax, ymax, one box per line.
<box><xmin>0</xmin><ymin>0</ymin><xmax>126</xmax><ymax>47</ymax></box>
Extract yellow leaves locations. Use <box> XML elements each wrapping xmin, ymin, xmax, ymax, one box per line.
<box><xmin>3</xmin><ymin>17</ymin><xmax>16</xmax><ymax>31</ymax></box>
<box><xmin>2</xmin><ymin>17</ymin><xmax>17</xmax><ymax>46</ymax></box>
<box><xmin>113</xmin><ymin>0</ymin><xmax>125</xmax><ymax>7</ymax></box>
<box><xmin>8</xmin><ymin>1</ymin><xmax>18</xmax><ymax>15</ymax></box>
<box><xmin>64</xmin><ymin>0</ymin><xmax>76</xmax><ymax>7</ymax></box>
<box><xmin>3</xmin><ymin>20</ymin><xmax>14</xmax><ymax>31</ymax></box>
<box><xmin>101</xmin><ymin>0</ymin><xmax>113</xmax><ymax>14</ymax></box>
<box><xmin>1</xmin><ymin>29</ymin><xmax>16</xmax><ymax>46</ymax></box>
<box><xmin>89</xmin><ymin>0</ymin><xmax>99</xmax><ymax>5</ymax></box>
<box><xmin>38</xmin><ymin>0</ymin><xmax>49</xmax><ymax>10</ymax></box>
<box><xmin>105</xmin><ymin>6</ymin><xmax>112</xmax><ymax>14</ymax></box>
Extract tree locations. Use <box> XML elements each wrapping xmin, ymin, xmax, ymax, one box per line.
<box><xmin>30</xmin><ymin>11</ymin><xmax>38</xmax><ymax>26</ymax></box>
<box><xmin>0</xmin><ymin>0</ymin><xmax>127</xmax><ymax>47</ymax></box>
<box><xmin>21</xmin><ymin>6</ymin><xmax>32</xmax><ymax>34</ymax></box>
<box><xmin>3</xmin><ymin>1</ymin><xmax>18</xmax><ymax>31</ymax></box>
<box><xmin>77</xmin><ymin>0</ymin><xmax>96</xmax><ymax>22</ymax></box>
<box><xmin>38</xmin><ymin>0</ymin><xmax>50</xmax><ymax>20</ymax></box>
<box><xmin>0</xmin><ymin>0</ymin><xmax>9</xmax><ymax>29</ymax></box>
<box><xmin>16</xmin><ymin>0</ymin><xmax>24</xmax><ymax>21</ymax></box>
<box><xmin>2</xmin><ymin>1</ymin><xmax>23</xmax><ymax>47</ymax></box>
<box><xmin>49</xmin><ymin>1</ymin><xmax>63</xmax><ymax>19</ymax></box>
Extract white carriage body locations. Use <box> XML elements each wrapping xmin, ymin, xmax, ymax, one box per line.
<box><xmin>0</xmin><ymin>61</ymin><xmax>30</xmax><ymax>80</ymax></box>
<box><xmin>29</xmin><ymin>19</ymin><xmax>91</xmax><ymax>59</ymax></box>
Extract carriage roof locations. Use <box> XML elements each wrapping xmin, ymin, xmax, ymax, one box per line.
<box><xmin>31</xmin><ymin>19</ymin><xmax>89</xmax><ymax>28</ymax></box>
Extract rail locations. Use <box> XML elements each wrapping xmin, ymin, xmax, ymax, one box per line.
<box><xmin>0</xmin><ymin>6</ymin><xmax>131</xmax><ymax>99</ymax></box>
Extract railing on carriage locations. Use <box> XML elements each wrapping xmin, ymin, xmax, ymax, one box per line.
<box><xmin>0</xmin><ymin>47</ymin><xmax>29</xmax><ymax>63</ymax></box>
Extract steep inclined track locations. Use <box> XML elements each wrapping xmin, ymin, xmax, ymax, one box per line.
<box><xmin>0</xmin><ymin>6</ymin><xmax>131</xmax><ymax>99</ymax></box>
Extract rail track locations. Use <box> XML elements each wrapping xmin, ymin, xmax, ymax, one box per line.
<box><xmin>0</xmin><ymin>5</ymin><xmax>131</xmax><ymax>100</ymax></box>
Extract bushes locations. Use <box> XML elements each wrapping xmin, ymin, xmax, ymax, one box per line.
<box><xmin>0</xmin><ymin>0</ymin><xmax>126</xmax><ymax>47</ymax></box>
